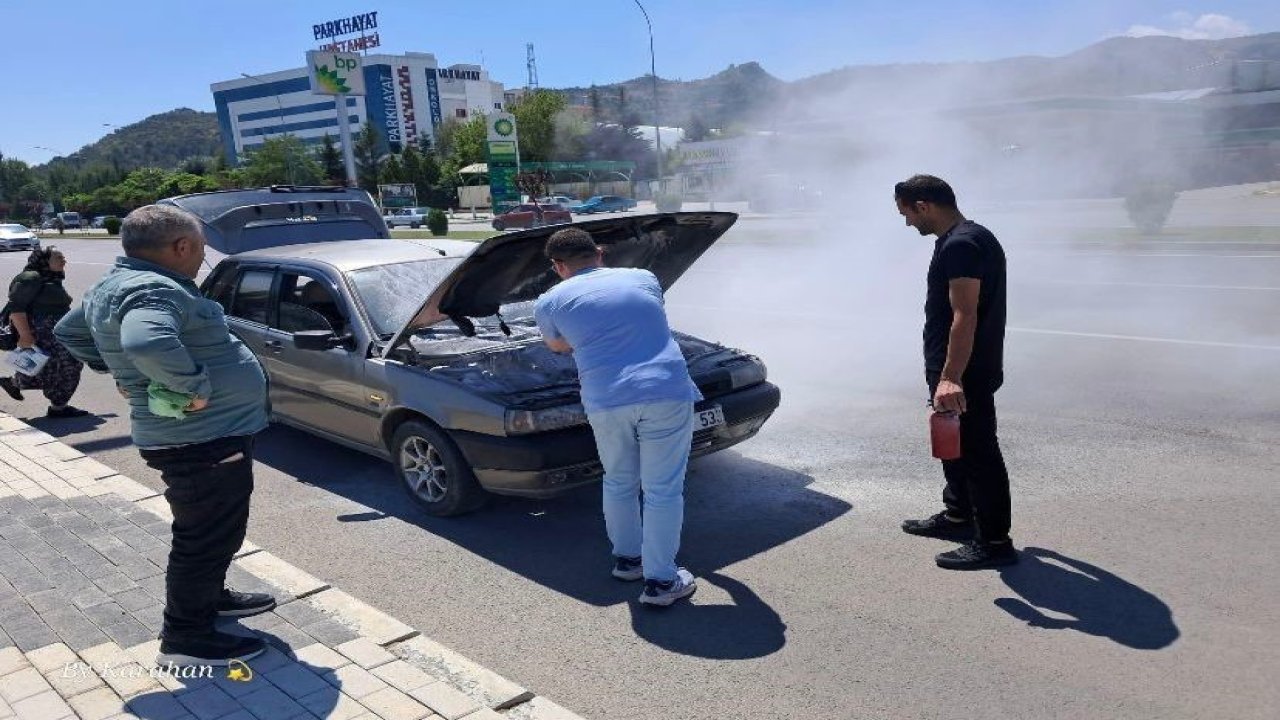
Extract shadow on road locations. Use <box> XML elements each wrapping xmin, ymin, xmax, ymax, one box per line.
<box><xmin>994</xmin><ymin>546</ymin><xmax>1179</xmax><ymax>650</ymax></box>
<box><xmin>21</xmin><ymin>411</ymin><xmax>117</xmax><ymax>437</ymax></box>
<box><xmin>628</xmin><ymin>572</ymin><xmax>787</xmax><ymax>659</ymax></box>
<box><xmin>252</xmin><ymin>424</ymin><xmax>850</xmax><ymax>658</ymax></box>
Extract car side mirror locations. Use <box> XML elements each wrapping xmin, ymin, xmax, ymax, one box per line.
<box><xmin>294</xmin><ymin>330</ymin><xmax>355</xmax><ymax>351</ymax></box>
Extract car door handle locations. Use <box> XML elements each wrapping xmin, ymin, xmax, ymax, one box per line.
<box><xmin>263</xmin><ymin>340</ymin><xmax>283</xmax><ymax>354</ymax></box>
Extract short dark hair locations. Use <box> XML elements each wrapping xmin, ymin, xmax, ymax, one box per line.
<box><xmin>545</xmin><ymin>227</ymin><xmax>598</xmax><ymax>261</ymax></box>
<box><xmin>894</xmin><ymin>174</ymin><xmax>957</xmax><ymax>209</ymax></box>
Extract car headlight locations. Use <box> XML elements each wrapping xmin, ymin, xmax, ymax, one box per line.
<box><xmin>727</xmin><ymin>358</ymin><xmax>767</xmax><ymax>389</ymax></box>
<box><xmin>505</xmin><ymin>403</ymin><xmax>588</xmax><ymax>435</ymax></box>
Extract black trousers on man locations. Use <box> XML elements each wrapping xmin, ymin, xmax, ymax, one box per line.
<box><xmin>139</xmin><ymin>435</ymin><xmax>255</xmax><ymax>638</ymax></box>
<box><xmin>927</xmin><ymin>375</ymin><xmax>1011</xmax><ymax>543</ymax></box>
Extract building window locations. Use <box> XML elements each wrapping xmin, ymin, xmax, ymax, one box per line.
<box><xmin>455</xmin><ymin>109</ymin><xmax>468</xmax><ymax>119</ymax></box>
<box><xmin>494</xmin><ymin>103</ymin><xmax>502</xmax><ymax>110</ymax></box>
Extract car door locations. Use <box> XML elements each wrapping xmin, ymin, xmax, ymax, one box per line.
<box><xmin>217</xmin><ymin>265</ymin><xmax>276</xmax><ymax>359</ymax></box>
<box><xmin>261</xmin><ymin>268</ymin><xmax>383</xmax><ymax>449</ymax></box>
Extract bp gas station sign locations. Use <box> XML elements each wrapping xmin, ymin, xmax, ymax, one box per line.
<box><xmin>486</xmin><ymin>113</ymin><xmax>520</xmax><ymax>209</ymax></box>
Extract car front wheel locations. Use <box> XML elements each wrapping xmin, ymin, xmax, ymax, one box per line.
<box><xmin>392</xmin><ymin>420</ymin><xmax>486</xmax><ymax>516</ymax></box>
<box><xmin>410</xmin><ymin>222</ymin><xmax>420</xmax><ymax>229</ymax></box>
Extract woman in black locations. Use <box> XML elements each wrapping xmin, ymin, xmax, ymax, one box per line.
<box><xmin>1</xmin><ymin>247</ymin><xmax>88</xmax><ymax>417</ymax></box>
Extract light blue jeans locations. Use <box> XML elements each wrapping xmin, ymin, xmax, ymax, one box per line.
<box><xmin>587</xmin><ymin>399</ymin><xmax>695</xmax><ymax>583</ymax></box>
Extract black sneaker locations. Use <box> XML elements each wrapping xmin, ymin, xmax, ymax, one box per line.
<box><xmin>46</xmin><ymin>405</ymin><xmax>90</xmax><ymax>418</ymax></box>
<box><xmin>157</xmin><ymin>630</ymin><xmax>265</xmax><ymax>666</ymax></box>
<box><xmin>0</xmin><ymin>377</ymin><xmax>23</xmax><ymax>401</ymax></box>
<box><xmin>217</xmin><ymin>588</ymin><xmax>277</xmax><ymax>618</ymax></box>
<box><xmin>936</xmin><ymin>540</ymin><xmax>1019</xmax><ymax>570</ymax></box>
<box><xmin>611</xmin><ymin>555</ymin><xmax>644</xmax><ymax>582</ymax></box>
<box><xmin>902</xmin><ymin>511</ymin><xmax>973</xmax><ymax>541</ymax></box>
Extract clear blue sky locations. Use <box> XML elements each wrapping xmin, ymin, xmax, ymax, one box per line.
<box><xmin>2</xmin><ymin>1</ymin><xmax>1277</xmax><ymax>165</ymax></box>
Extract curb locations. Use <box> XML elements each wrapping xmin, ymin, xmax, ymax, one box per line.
<box><xmin>0</xmin><ymin>411</ymin><xmax>586</xmax><ymax>720</ymax></box>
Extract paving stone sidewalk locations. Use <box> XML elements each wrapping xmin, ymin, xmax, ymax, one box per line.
<box><xmin>0</xmin><ymin>412</ymin><xmax>584</xmax><ymax>720</ymax></box>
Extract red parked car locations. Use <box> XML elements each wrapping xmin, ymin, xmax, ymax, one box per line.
<box><xmin>492</xmin><ymin>204</ymin><xmax>572</xmax><ymax>231</ymax></box>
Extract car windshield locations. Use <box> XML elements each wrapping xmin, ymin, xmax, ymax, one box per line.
<box><xmin>349</xmin><ymin>257</ymin><xmax>540</xmax><ymax>338</ymax></box>
<box><xmin>349</xmin><ymin>258</ymin><xmax>464</xmax><ymax>336</ymax></box>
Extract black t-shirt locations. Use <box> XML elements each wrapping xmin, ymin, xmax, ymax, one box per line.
<box><xmin>924</xmin><ymin>220</ymin><xmax>1006</xmax><ymax>391</ymax></box>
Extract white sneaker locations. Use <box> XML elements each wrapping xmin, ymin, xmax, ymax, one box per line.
<box><xmin>638</xmin><ymin>568</ymin><xmax>697</xmax><ymax>607</ymax></box>
<box><xmin>612</xmin><ymin>556</ymin><xmax>644</xmax><ymax>582</ymax></box>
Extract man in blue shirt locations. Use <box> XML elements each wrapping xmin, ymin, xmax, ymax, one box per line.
<box><xmin>535</xmin><ymin>228</ymin><xmax>700</xmax><ymax>606</ymax></box>
<box><xmin>55</xmin><ymin>205</ymin><xmax>274</xmax><ymax>664</ymax></box>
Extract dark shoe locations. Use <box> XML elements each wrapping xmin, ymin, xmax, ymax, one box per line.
<box><xmin>639</xmin><ymin>568</ymin><xmax>697</xmax><ymax>607</ymax></box>
<box><xmin>217</xmin><ymin>588</ymin><xmax>277</xmax><ymax>618</ymax></box>
<box><xmin>46</xmin><ymin>405</ymin><xmax>90</xmax><ymax>418</ymax></box>
<box><xmin>902</xmin><ymin>511</ymin><xmax>973</xmax><ymax>541</ymax></box>
<box><xmin>936</xmin><ymin>540</ymin><xmax>1019</xmax><ymax>570</ymax></box>
<box><xmin>611</xmin><ymin>555</ymin><xmax>644</xmax><ymax>582</ymax></box>
<box><xmin>157</xmin><ymin>630</ymin><xmax>265</xmax><ymax>666</ymax></box>
<box><xmin>0</xmin><ymin>377</ymin><xmax>22</xmax><ymax>401</ymax></box>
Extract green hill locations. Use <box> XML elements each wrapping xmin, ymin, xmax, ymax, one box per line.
<box><xmin>39</xmin><ymin>108</ymin><xmax>220</xmax><ymax>173</ymax></box>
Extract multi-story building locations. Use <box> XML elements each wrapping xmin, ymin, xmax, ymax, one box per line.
<box><xmin>212</xmin><ymin>52</ymin><xmax>506</xmax><ymax>164</ymax></box>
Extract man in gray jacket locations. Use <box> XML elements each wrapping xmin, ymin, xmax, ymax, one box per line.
<box><xmin>56</xmin><ymin>205</ymin><xmax>273</xmax><ymax>666</ymax></box>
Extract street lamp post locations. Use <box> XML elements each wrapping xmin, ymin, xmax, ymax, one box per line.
<box><xmin>240</xmin><ymin>72</ymin><xmax>293</xmax><ymax>183</ymax></box>
<box><xmin>633</xmin><ymin>0</ymin><xmax>663</xmax><ymax>191</ymax></box>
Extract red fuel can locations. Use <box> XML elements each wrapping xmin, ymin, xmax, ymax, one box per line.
<box><xmin>930</xmin><ymin>411</ymin><xmax>962</xmax><ymax>460</ymax></box>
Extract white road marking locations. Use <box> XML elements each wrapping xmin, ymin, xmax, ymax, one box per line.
<box><xmin>1035</xmin><ymin>252</ymin><xmax>1280</xmax><ymax>259</ymax></box>
<box><xmin>1021</xmin><ymin>279</ymin><xmax>1280</xmax><ymax>292</ymax></box>
<box><xmin>1008</xmin><ymin>327</ymin><xmax>1280</xmax><ymax>352</ymax></box>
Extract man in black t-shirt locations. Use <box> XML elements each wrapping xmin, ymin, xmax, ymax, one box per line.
<box><xmin>894</xmin><ymin>175</ymin><xmax>1017</xmax><ymax>570</ymax></box>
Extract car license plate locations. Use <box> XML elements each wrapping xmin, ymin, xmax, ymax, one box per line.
<box><xmin>696</xmin><ymin>406</ymin><xmax>725</xmax><ymax>430</ymax></box>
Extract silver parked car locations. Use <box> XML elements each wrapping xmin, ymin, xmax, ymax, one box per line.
<box><xmin>164</xmin><ymin>186</ymin><xmax>780</xmax><ymax>516</ymax></box>
<box><xmin>0</xmin><ymin>224</ymin><xmax>41</xmax><ymax>252</ymax></box>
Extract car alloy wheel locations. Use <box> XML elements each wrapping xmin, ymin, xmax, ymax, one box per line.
<box><xmin>390</xmin><ymin>419</ymin><xmax>486</xmax><ymax>516</ymax></box>
<box><xmin>401</xmin><ymin>437</ymin><xmax>448</xmax><ymax>503</ymax></box>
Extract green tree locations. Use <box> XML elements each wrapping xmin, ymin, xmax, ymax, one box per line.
<box><xmin>353</xmin><ymin>123</ymin><xmax>384</xmax><ymax>193</ymax></box>
<box><xmin>435</xmin><ymin>116</ymin><xmax>487</xmax><ymax>169</ymax></box>
<box><xmin>317</xmin><ymin>134</ymin><xmax>345</xmax><ymax>185</ymax></box>
<box><xmin>241</xmin><ymin>137</ymin><xmax>322</xmax><ymax>187</ymax></box>
<box><xmin>157</xmin><ymin>172</ymin><xmax>220</xmax><ymax>198</ymax></box>
<box><xmin>509</xmin><ymin>89</ymin><xmax>567</xmax><ymax>162</ymax></box>
<box><xmin>683</xmin><ymin>114</ymin><xmax>711</xmax><ymax>143</ymax></box>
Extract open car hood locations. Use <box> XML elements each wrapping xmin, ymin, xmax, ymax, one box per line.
<box><xmin>382</xmin><ymin>212</ymin><xmax>738</xmax><ymax>358</ymax></box>
<box><xmin>159</xmin><ymin>186</ymin><xmax>389</xmax><ymax>255</ymax></box>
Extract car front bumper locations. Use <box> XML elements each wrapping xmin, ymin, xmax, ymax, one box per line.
<box><xmin>456</xmin><ymin>381</ymin><xmax>782</xmax><ymax>498</ymax></box>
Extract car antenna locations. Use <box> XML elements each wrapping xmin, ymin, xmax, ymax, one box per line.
<box><xmin>494</xmin><ymin>311</ymin><xmax>511</xmax><ymax>337</ymax></box>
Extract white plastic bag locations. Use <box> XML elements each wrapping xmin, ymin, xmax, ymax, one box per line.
<box><xmin>4</xmin><ymin>348</ymin><xmax>50</xmax><ymax>377</ymax></box>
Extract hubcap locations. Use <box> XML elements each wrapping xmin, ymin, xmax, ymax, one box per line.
<box><xmin>400</xmin><ymin>437</ymin><xmax>448</xmax><ymax>503</ymax></box>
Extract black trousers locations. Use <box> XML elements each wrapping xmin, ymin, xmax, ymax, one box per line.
<box><xmin>927</xmin><ymin>376</ymin><xmax>1011</xmax><ymax>543</ymax></box>
<box><xmin>139</xmin><ymin>435</ymin><xmax>255</xmax><ymax>637</ymax></box>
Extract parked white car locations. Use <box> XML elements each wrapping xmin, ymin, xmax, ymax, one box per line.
<box><xmin>383</xmin><ymin>207</ymin><xmax>433</xmax><ymax>228</ymax></box>
<box><xmin>0</xmin><ymin>224</ymin><xmax>40</xmax><ymax>252</ymax></box>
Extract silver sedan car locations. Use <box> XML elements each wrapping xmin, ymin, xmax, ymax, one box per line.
<box><xmin>166</xmin><ymin>187</ymin><xmax>781</xmax><ymax>516</ymax></box>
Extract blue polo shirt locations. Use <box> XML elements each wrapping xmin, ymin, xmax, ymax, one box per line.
<box><xmin>534</xmin><ymin>267</ymin><xmax>701</xmax><ymax>414</ymax></box>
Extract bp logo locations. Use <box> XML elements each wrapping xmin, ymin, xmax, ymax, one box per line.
<box><xmin>312</xmin><ymin>55</ymin><xmax>359</xmax><ymax>94</ymax></box>
<box><xmin>493</xmin><ymin>118</ymin><xmax>515</xmax><ymax>137</ymax></box>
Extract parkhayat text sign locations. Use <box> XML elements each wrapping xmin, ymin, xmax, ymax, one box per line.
<box><xmin>313</xmin><ymin>10</ymin><xmax>381</xmax><ymax>53</ymax></box>
<box><xmin>307</xmin><ymin>51</ymin><xmax>366</xmax><ymax>96</ymax></box>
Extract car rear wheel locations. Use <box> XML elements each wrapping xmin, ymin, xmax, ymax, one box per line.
<box><xmin>410</xmin><ymin>222</ymin><xmax>420</xmax><ymax>229</ymax></box>
<box><xmin>492</xmin><ymin>220</ymin><xmax>505</xmax><ymax>231</ymax></box>
<box><xmin>392</xmin><ymin>420</ymin><xmax>487</xmax><ymax>516</ymax></box>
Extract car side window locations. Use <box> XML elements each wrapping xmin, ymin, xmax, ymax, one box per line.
<box><xmin>205</xmin><ymin>264</ymin><xmax>239</xmax><ymax>313</ymax></box>
<box><xmin>275</xmin><ymin>272</ymin><xmax>349</xmax><ymax>336</ymax></box>
<box><xmin>231</xmin><ymin>270</ymin><xmax>274</xmax><ymax>325</ymax></box>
